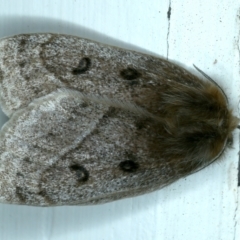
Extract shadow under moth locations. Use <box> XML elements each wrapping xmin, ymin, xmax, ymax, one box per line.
<box><xmin>0</xmin><ymin>33</ymin><xmax>239</xmax><ymax>206</ymax></box>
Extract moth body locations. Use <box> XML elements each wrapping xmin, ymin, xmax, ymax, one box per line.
<box><xmin>0</xmin><ymin>34</ymin><xmax>238</xmax><ymax>206</ymax></box>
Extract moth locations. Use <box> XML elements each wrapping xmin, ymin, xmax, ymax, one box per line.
<box><xmin>0</xmin><ymin>33</ymin><xmax>238</xmax><ymax>206</ymax></box>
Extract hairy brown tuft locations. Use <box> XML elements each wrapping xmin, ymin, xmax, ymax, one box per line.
<box><xmin>139</xmin><ymin>79</ymin><xmax>239</xmax><ymax>176</ymax></box>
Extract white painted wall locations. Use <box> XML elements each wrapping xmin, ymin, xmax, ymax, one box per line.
<box><xmin>0</xmin><ymin>1</ymin><xmax>239</xmax><ymax>239</ymax></box>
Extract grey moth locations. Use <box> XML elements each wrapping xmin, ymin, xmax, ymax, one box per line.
<box><xmin>0</xmin><ymin>33</ymin><xmax>238</xmax><ymax>206</ymax></box>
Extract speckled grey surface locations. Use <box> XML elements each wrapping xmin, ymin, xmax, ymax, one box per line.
<box><xmin>0</xmin><ymin>34</ymin><xmax>238</xmax><ymax>206</ymax></box>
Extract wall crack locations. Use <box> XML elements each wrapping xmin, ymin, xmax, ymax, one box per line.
<box><xmin>166</xmin><ymin>0</ymin><xmax>172</xmax><ymax>59</ymax></box>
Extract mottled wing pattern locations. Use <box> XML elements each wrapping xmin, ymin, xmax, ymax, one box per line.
<box><xmin>0</xmin><ymin>33</ymin><xmax>202</xmax><ymax>116</ymax></box>
<box><xmin>0</xmin><ymin>33</ymin><xmax>238</xmax><ymax>206</ymax></box>
<box><xmin>0</xmin><ymin>90</ymin><xmax>175</xmax><ymax>206</ymax></box>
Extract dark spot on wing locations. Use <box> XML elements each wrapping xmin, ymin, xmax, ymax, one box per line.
<box><xmin>120</xmin><ymin>67</ymin><xmax>141</xmax><ymax>80</ymax></box>
<box><xmin>72</xmin><ymin>57</ymin><xmax>91</xmax><ymax>75</ymax></box>
<box><xmin>69</xmin><ymin>164</ymin><xmax>89</xmax><ymax>182</ymax></box>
